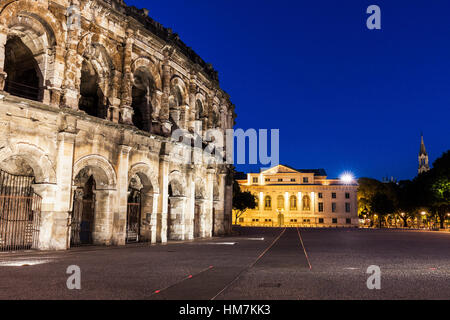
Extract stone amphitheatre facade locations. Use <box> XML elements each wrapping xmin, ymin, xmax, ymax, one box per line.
<box><xmin>0</xmin><ymin>0</ymin><xmax>235</xmax><ymax>251</ymax></box>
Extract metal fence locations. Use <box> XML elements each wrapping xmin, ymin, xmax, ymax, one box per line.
<box><xmin>0</xmin><ymin>169</ymin><xmax>41</xmax><ymax>251</ymax></box>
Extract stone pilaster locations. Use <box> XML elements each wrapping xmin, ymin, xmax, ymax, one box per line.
<box><xmin>158</xmin><ymin>154</ymin><xmax>170</xmax><ymax>243</ymax></box>
<box><xmin>32</xmin><ymin>184</ymin><xmax>62</xmax><ymax>250</ymax></box>
<box><xmin>120</xmin><ymin>28</ymin><xmax>134</xmax><ymax>125</ymax></box>
<box><xmin>112</xmin><ymin>145</ymin><xmax>131</xmax><ymax>246</ymax></box>
<box><xmin>168</xmin><ymin>196</ymin><xmax>186</xmax><ymax>240</ymax></box>
<box><xmin>92</xmin><ymin>189</ymin><xmax>115</xmax><ymax>245</ymax></box>
<box><xmin>0</xmin><ymin>27</ymin><xmax>8</xmax><ymax>91</ymax></box>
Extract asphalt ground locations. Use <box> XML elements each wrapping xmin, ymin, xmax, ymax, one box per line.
<box><xmin>0</xmin><ymin>227</ymin><xmax>448</xmax><ymax>300</ymax></box>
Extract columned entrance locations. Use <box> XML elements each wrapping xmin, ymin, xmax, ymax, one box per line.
<box><xmin>70</xmin><ymin>176</ymin><xmax>95</xmax><ymax>246</ymax></box>
<box><xmin>126</xmin><ymin>188</ymin><xmax>141</xmax><ymax>243</ymax></box>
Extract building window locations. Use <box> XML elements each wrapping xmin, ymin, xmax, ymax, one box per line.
<box><xmin>252</xmin><ymin>219</ymin><xmax>259</xmax><ymax>222</ymax></box>
<box><xmin>318</xmin><ymin>202</ymin><xmax>324</xmax><ymax>212</ymax></box>
<box><xmin>278</xmin><ymin>178</ymin><xmax>283</xmax><ymax>182</ymax></box>
<box><xmin>332</xmin><ymin>202</ymin><xmax>336</xmax><ymax>213</ymax></box>
<box><xmin>332</xmin><ymin>218</ymin><xmax>338</xmax><ymax>224</ymax></box>
<box><xmin>252</xmin><ymin>177</ymin><xmax>258</xmax><ymax>183</ymax></box>
<box><xmin>239</xmin><ymin>218</ymin><xmax>244</xmax><ymax>223</ymax></box>
<box><xmin>303</xmin><ymin>219</ymin><xmax>310</xmax><ymax>223</ymax></box>
<box><xmin>264</xmin><ymin>196</ymin><xmax>272</xmax><ymax>210</ymax></box>
<box><xmin>254</xmin><ymin>194</ymin><xmax>259</xmax><ymax>210</ymax></box>
<box><xmin>345</xmin><ymin>203</ymin><xmax>351</xmax><ymax>213</ymax></box>
<box><xmin>346</xmin><ymin>218</ymin><xmax>351</xmax><ymax>224</ymax></box>
<box><xmin>302</xmin><ymin>195</ymin><xmax>311</xmax><ymax>211</ymax></box>
<box><xmin>345</xmin><ymin>192</ymin><xmax>350</xmax><ymax>199</ymax></box>
<box><xmin>265</xmin><ymin>219</ymin><xmax>272</xmax><ymax>222</ymax></box>
<box><xmin>277</xmin><ymin>195</ymin><xmax>284</xmax><ymax>209</ymax></box>
<box><xmin>318</xmin><ymin>192</ymin><xmax>323</xmax><ymax>199</ymax></box>
<box><xmin>290</xmin><ymin>178</ymin><xmax>296</xmax><ymax>182</ymax></box>
<box><xmin>265</xmin><ymin>178</ymin><xmax>270</xmax><ymax>182</ymax></box>
<box><xmin>303</xmin><ymin>177</ymin><xmax>309</xmax><ymax>183</ymax></box>
<box><xmin>332</xmin><ymin>192</ymin><xmax>336</xmax><ymax>199</ymax></box>
<box><xmin>318</xmin><ymin>218</ymin><xmax>324</xmax><ymax>224</ymax></box>
<box><xmin>289</xmin><ymin>195</ymin><xmax>297</xmax><ymax>210</ymax></box>
<box><xmin>290</xmin><ymin>219</ymin><xmax>298</xmax><ymax>223</ymax></box>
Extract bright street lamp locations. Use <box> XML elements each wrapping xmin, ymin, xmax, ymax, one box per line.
<box><xmin>340</xmin><ymin>172</ymin><xmax>355</xmax><ymax>184</ymax></box>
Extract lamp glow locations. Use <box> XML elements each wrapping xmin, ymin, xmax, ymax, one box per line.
<box><xmin>340</xmin><ymin>172</ymin><xmax>355</xmax><ymax>184</ymax></box>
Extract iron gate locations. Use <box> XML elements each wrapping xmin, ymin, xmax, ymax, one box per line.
<box><xmin>126</xmin><ymin>189</ymin><xmax>141</xmax><ymax>243</ymax></box>
<box><xmin>70</xmin><ymin>190</ymin><xmax>95</xmax><ymax>247</ymax></box>
<box><xmin>0</xmin><ymin>169</ymin><xmax>41</xmax><ymax>251</ymax></box>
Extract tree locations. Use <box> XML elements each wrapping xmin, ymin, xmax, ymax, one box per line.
<box><xmin>371</xmin><ymin>192</ymin><xmax>395</xmax><ymax>228</ymax></box>
<box><xmin>232</xmin><ymin>180</ymin><xmax>257</xmax><ymax>224</ymax></box>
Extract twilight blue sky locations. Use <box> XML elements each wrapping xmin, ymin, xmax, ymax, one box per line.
<box><xmin>126</xmin><ymin>0</ymin><xmax>450</xmax><ymax>180</ymax></box>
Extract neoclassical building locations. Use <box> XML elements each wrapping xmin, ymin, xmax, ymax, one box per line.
<box><xmin>0</xmin><ymin>0</ymin><xmax>235</xmax><ymax>251</ymax></box>
<box><xmin>235</xmin><ymin>165</ymin><xmax>359</xmax><ymax>227</ymax></box>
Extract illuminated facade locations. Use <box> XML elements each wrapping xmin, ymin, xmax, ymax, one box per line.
<box><xmin>235</xmin><ymin>165</ymin><xmax>358</xmax><ymax>227</ymax></box>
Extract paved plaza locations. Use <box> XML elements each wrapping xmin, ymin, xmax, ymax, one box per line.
<box><xmin>0</xmin><ymin>227</ymin><xmax>449</xmax><ymax>300</ymax></box>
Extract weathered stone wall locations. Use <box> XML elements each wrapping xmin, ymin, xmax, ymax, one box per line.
<box><xmin>0</xmin><ymin>0</ymin><xmax>235</xmax><ymax>250</ymax></box>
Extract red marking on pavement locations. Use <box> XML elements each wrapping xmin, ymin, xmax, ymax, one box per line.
<box><xmin>211</xmin><ymin>228</ymin><xmax>287</xmax><ymax>300</ymax></box>
<box><xmin>150</xmin><ymin>265</ymin><xmax>215</xmax><ymax>296</ymax></box>
<box><xmin>296</xmin><ymin>227</ymin><xmax>312</xmax><ymax>270</ymax></box>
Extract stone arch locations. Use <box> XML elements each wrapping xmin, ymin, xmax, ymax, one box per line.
<box><xmin>170</xmin><ymin>76</ymin><xmax>188</xmax><ymax>106</ymax></box>
<box><xmin>195</xmin><ymin>177</ymin><xmax>206</xmax><ymax>199</ymax></box>
<box><xmin>77</xmin><ymin>38</ymin><xmax>115</xmax><ymax>118</ymax></box>
<box><xmin>0</xmin><ymin>143</ymin><xmax>56</xmax><ymax>183</ymax></box>
<box><xmin>73</xmin><ymin>154</ymin><xmax>117</xmax><ymax>190</ymax></box>
<box><xmin>129</xmin><ymin>59</ymin><xmax>161</xmax><ymax>132</ymax></box>
<box><xmin>168</xmin><ymin>170</ymin><xmax>186</xmax><ymax>197</ymax></box>
<box><xmin>130</xmin><ymin>57</ymin><xmax>162</xmax><ymax>91</ymax></box>
<box><xmin>0</xmin><ymin>1</ymin><xmax>65</xmax><ymax>44</ymax></box>
<box><xmin>128</xmin><ymin>162</ymin><xmax>160</xmax><ymax>194</ymax></box>
<box><xmin>0</xmin><ymin>9</ymin><xmax>61</xmax><ymax>101</ymax></box>
<box><xmin>127</xmin><ymin>162</ymin><xmax>160</xmax><ymax>243</ymax></box>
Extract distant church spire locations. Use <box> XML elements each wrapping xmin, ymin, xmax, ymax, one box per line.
<box><xmin>418</xmin><ymin>133</ymin><xmax>430</xmax><ymax>174</ymax></box>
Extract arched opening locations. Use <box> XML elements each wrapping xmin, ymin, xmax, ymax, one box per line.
<box><xmin>132</xmin><ymin>67</ymin><xmax>155</xmax><ymax>132</ymax></box>
<box><xmin>264</xmin><ymin>196</ymin><xmax>272</xmax><ymax>210</ymax></box>
<box><xmin>290</xmin><ymin>195</ymin><xmax>297</xmax><ymax>211</ymax></box>
<box><xmin>127</xmin><ymin>172</ymin><xmax>155</xmax><ymax>243</ymax></box>
<box><xmin>195</xmin><ymin>100</ymin><xmax>203</xmax><ymax>120</ymax></box>
<box><xmin>4</xmin><ymin>36</ymin><xmax>43</xmax><ymax>101</ymax></box>
<box><xmin>78</xmin><ymin>60</ymin><xmax>107</xmax><ymax>118</ymax></box>
<box><xmin>0</xmin><ymin>156</ymin><xmax>42</xmax><ymax>251</ymax></box>
<box><xmin>194</xmin><ymin>181</ymin><xmax>206</xmax><ymax>238</ymax></box>
<box><xmin>167</xmin><ymin>178</ymin><xmax>185</xmax><ymax>240</ymax></box>
<box><xmin>71</xmin><ymin>175</ymin><xmax>96</xmax><ymax>246</ymax></box>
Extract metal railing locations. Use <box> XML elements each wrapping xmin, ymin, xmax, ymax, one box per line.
<box><xmin>5</xmin><ymin>80</ymin><xmax>41</xmax><ymax>101</ymax></box>
<box><xmin>0</xmin><ymin>169</ymin><xmax>41</xmax><ymax>251</ymax></box>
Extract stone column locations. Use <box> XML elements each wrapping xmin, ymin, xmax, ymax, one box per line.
<box><xmin>203</xmin><ymin>168</ymin><xmax>215</xmax><ymax>238</ymax></box>
<box><xmin>32</xmin><ymin>184</ymin><xmax>61</xmax><ymax>250</ymax></box>
<box><xmin>188</xmin><ymin>72</ymin><xmax>197</xmax><ymax>132</ymax></box>
<box><xmin>160</xmin><ymin>47</ymin><xmax>174</xmax><ymax>135</ymax></box>
<box><xmin>223</xmin><ymin>166</ymin><xmax>233</xmax><ymax>234</ymax></box>
<box><xmin>0</xmin><ymin>27</ymin><xmax>7</xmax><ymax>91</ymax></box>
<box><xmin>120</xmin><ymin>29</ymin><xmax>134</xmax><ymax>125</ymax></box>
<box><xmin>150</xmin><ymin>193</ymin><xmax>159</xmax><ymax>243</ymax></box>
<box><xmin>61</xmin><ymin>1</ymin><xmax>82</xmax><ymax>109</ymax></box>
<box><xmin>213</xmin><ymin>173</ymin><xmax>226</xmax><ymax>236</ymax></box>
<box><xmin>185</xmin><ymin>168</ymin><xmax>195</xmax><ymax>240</ymax></box>
<box><xmin>92</xmin><ymin>190</ymin><xmax>115</xmax><ymax>245</ymax></box>
<box><xmin>168</xmin><ymin>196</ymin><xmax>186</xmax><ymax>240</ymax></box>
<box><xmin>158</xmin><ymin>154</ymin><xmax>170</xmax><ymax>243</ymax></box>
<box><xmin>112</xmin><ymin>145</ymin><xmax>131</xmax><ymax>246</ymax></box>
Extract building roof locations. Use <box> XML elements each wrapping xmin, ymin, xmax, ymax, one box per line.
<box><xmin>420</xmin><ymin>135</ymin><xmax>427</xmax><ymax>156</ymax></box>
<box><xmin>259</xmin><ymin>164</ymin><xmax>327</xmax><ymax>176</ymax></box>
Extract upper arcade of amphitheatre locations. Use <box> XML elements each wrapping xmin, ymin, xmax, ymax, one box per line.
<box><xmin>0</xmin><ymin>0</ymin><xmax>236</xmax><ymax>138</ymax></box>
